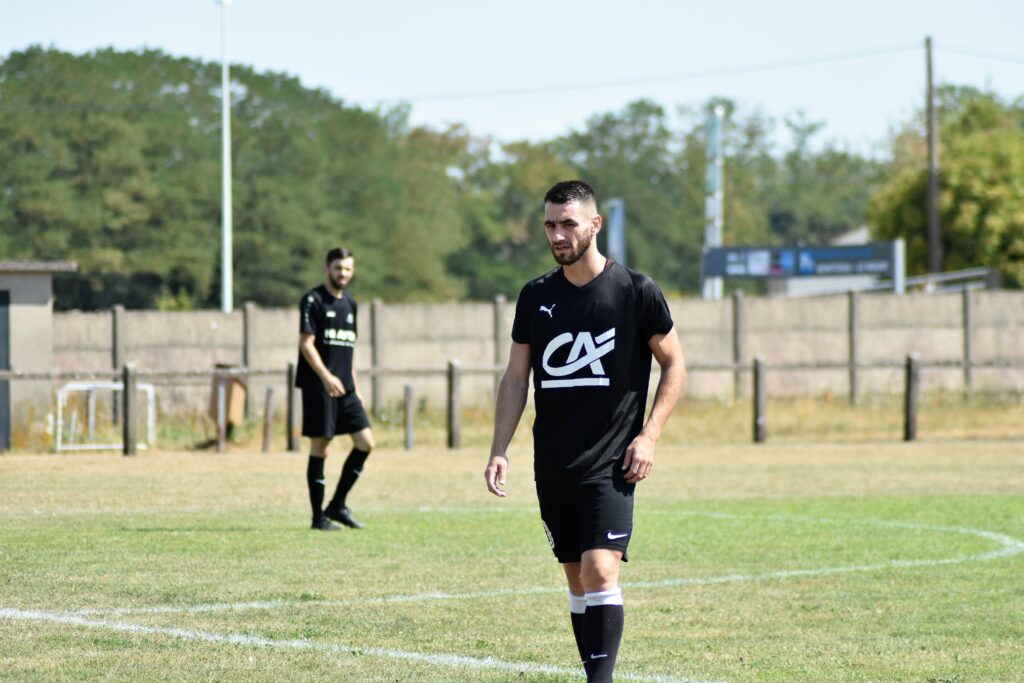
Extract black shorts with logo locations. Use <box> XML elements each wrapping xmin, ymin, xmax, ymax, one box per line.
<box><xmin>301</xmin><ymin>388</ymin><xmax>371</xmax><ymax>438</ymax></box>
<box><xmin>535</xmin><ymin>476</ymin><xmax>635</xmax><ymax>564</ymax></box>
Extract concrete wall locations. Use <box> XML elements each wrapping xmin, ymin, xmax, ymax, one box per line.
<box><xmin>668</xmin><ymin>298</ymin><xmax>734</xmax><ymax>399</ymax></box>
<box><xmin>43</xmin><ymin>290</ymin><xmax>1024</xmax><ymax>423</ymax></box>
<box><xmin>743</xmin><ymin>293</ymin><xmax>851</xmax><ymax>398</ymax></box>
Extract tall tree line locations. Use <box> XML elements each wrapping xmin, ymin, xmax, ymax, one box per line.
<box><xmin>2</xmin><ymin>48</ymin><xmax>1019</xmax><ymax>310</ymax></box>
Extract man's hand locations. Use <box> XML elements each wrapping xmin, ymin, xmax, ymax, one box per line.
<box><xmin>484</xmin><ymin>454</ymin><xmax>509</xmax><ymax>497</ymax></box>
<box><xmin>321</xmin><ymin>373</ymin><xmax>346</xmax><ymax>398</ymax></box>
<box><xmin>622</xmin><ymin>432</ymin><xmax>655</xmax><ymax>484</ymax></box>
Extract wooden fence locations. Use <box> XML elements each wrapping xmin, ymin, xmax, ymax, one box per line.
<box><xmin>4</xmin><ymin>351</ymin><xmax>1022</xmax><ymax>453</ymax></box>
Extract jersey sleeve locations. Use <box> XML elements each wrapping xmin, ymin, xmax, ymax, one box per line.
<box><xmin>636</xmin><ymin>275</ymin><xmax>674</xmax><ymax>342</ymax></box>
<box><xmin>351</xmin><ymin>298</ymin><xmax>359</xmax><ymax>336</ymax></box>
<box><xmin>299</xmin><ymin>292</ymin><xmax>321</xmax><ymax>335</ymax></box>
<box><xmin>510</xmin><ymin>283</ymin><xmax>532</xmax><ymax>344</ymax></box>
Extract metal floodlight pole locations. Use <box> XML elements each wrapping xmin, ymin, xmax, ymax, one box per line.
<box><xmin>925</xmin><ymin>35</ymin><xmax>942</xmax><ymax>276</ymax></box>
<box><xmin>219</xmin><ymin>0</ymin><xmax>234</xmax><ymax>313</ymax></box>
<box><xmin>702</xmin><ymin>105</ymin><xmax>725</xmax><ymax>300</ymax></box>
<box><xmin>604</xmin><ymin>198</ymin><xmax>626</xmax><ymax>267</ymax></box>
<box><xmin>893</xmin><ymin>238</ymin><xmax>906</xmax><ymax>295</ymax></box>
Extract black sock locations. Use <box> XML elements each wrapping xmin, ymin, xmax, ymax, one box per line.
<box><xmin>569</xmin><ymin>591</ymin><xmax>587</xmax><ymax>665</ymax></box>
<box><xmin>328</xmin><ymin>448</ymin><xmax>369</xmax><ymax>510</ymax></box>
<box><xmin>583</xmin><ymin>588</ymin><xmax>624</xmax><ymax>683</ymax></box>
<box><xmin>306</xmin><ymin>455</ymin><xmax>326</xmax><ymax>520</ymax></box>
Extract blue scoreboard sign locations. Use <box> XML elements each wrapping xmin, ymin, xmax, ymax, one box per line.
<box><xmin>702</xmin><ymin>242</ymin><xmax>899</xmax><ymax>279</ymax></box>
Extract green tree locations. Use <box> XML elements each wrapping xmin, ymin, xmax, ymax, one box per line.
<box><xmin>766</xmin><ymin>113</ymin><xmax>883</xmax><ymax>245</ymax></box>
<box><xmin>556</xmin><ymin>100</ymin><xmax>699</xmax><ymax>292</ymax></box>
<box><xmin>1</xmin><ymin>48</ymin><xmax>893</xmax><ymax>306</ymax></box>
<box><xmin>0</xmin><ymin>47</ymin><xmax>468</xmax><ymax>309</ymax></box>
<box><xmin>870</xmin><ymin>86</ymin><xmax>1024</xmax><ymax>286</ymax></box>
<box><xmin>445</xmin><ymin>134</ymin><xmax>579</xmax><ymax>299</ymax></box>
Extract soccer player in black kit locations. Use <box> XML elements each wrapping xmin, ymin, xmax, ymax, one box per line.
<box><xmin>297</xmin><ymin>247</ymin><xmax>376</xmax><ymax>531</ymax></box>
<box><xmin>484</xmin><ymin>181</ymin><xmax>685</xmax><ymax>681</ymax></box>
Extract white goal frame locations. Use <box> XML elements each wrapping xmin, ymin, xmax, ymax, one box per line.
<box><xmin>55</xmin><ymin>381</ymin><xmax>156</xmax><ymax>452</ymax></box>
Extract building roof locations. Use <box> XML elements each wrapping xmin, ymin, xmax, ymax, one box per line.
<box><xmin>0</xmin><ymin>261</ymin><xmax>78</xmax><ymax>273</ymax></box>
<box><xmin>831</xmin><ymin>225</ymin><xmax>872</xmax><ymax>246</ymax></box>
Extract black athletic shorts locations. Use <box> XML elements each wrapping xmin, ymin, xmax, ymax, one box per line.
<box><xmin>301</xmin><ymin>388</ymin><xmax>371</xmax><ymax>438</ymax></box>
<box><xmin>535</xmin><ymin>476</ymin><xmax>635</xmax><ymax>564</ymax></box>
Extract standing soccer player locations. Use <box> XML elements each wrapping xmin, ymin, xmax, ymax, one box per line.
<box><xmin>484</xmin><ymin>181</ymin><xmax>685</xmax><ymax>681</ymax></box>
<box><xmin>296</xmin><ymin>246</ymin><xmax>376</xmax><ymax>531</ymax></box>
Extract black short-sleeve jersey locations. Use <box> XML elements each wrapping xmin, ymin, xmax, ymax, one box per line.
<box><xmin>511</xmin><ymin>261</ymin><xmax>674</xmax><ymax>483</ymax></box>
<box><xmin>295</xmin><ymin>285</ymin><xmax>358</xmax><ymax>393</ymax></box>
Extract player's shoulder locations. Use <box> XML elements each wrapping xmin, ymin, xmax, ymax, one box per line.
<box><xmin>300</xmin><ymin>285</ymin><xmax>327</xmax><ymax>307</ymax></box>
<box><xmin>615</xmin><ymin>262</ymin><xmax>660</xmax><ymax>294</ymax></box>
<box><xmin>520</xmin><ymin>267</ymin><xmax>562</xmax><ymax>294</ymax></box>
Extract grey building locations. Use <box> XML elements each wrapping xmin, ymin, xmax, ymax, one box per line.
<box><xmin>0</xmin><ymin>261</ymin><xmax>77</xmax><ymax>450</ymax></box>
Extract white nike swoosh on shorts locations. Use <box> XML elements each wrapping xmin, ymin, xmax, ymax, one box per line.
<box><xmin>606</xmin><ymin>531</ymin><xmax>629</xmax><ymax>540</ymax></box>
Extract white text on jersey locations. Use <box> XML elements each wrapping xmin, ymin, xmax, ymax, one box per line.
<box><xmin>540</xmin><ymin>328</ymin><xmax>615</xmax><ymax>388</ymax></box>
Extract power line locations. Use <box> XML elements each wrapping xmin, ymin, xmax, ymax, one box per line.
<box><xmin>391</xmin><ymin>43</ymin><xmax>921</xmax><ymax>103</ymax></box>
<box><xmin>938</xmin><ymin>45</ymin><xmax>1024</xmax><ymax>66</ymax></box>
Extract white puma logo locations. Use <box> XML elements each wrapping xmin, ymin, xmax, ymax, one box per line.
<box><xmin>539</xmin><ymin>304</ymin><xmax>556</xmax><ymax>318</ymax></box>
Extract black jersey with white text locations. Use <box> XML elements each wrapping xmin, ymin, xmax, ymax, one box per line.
<box><xmin>295</xmin><ymin>285</ymin><xmax>358</xmax><ymax>394</ymax></box>
<box><xmin>511</xmin><ymin>261</ymin><xmax>674</xmax><ymax>483</ymax></box>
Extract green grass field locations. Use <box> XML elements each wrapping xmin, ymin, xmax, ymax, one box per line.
<box><xmin>2</xmin><ymin>438</ymin><xmax>1023</xmax><ymax>682</ymax></box>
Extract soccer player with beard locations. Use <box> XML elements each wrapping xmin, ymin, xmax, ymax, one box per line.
<box><xmin>296</xmin><ymin>247</ymin><xmax>376</xmax><ymax>531</ymax></box>
<box><xmin>484</xmin><ymin>181</ymin><xmax>686</xmax><ymax>681</ymax></box>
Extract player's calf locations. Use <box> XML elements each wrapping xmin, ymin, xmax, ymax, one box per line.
<box><xmin>582</xmin><ymin>586</ymin><xmax>624</xmax><ymax>682</ymax></box>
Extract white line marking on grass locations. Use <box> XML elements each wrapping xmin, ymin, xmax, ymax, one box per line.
<box><xmin>72</xmin><ymin>600</ymin><xmax>291</xmax><ymax>616</ymax></box>
<box><xmin>71</xmin><ymin>513</ymin><xmax>1024</xmax><ymax>617</ymax></box>
<box><xmin>0</xmin><ymin>607</ymin><xmax>710</xmax><ymax>683</ymax></box>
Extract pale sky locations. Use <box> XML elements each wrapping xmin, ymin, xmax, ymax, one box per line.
<box><xmin>4</xmin><ymin>0</ymin><xmax>1023</xmax><ymax>154</ymax></box>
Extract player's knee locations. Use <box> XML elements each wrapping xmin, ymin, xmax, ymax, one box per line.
<box><xmin>580</xmin><ymin>565</ymin><xmax>617</xmax><ymax>591</ymax></box>
<box><xmin>580</xmin><ymin>550</ymin><xmax>621</xmax><ymax>591</ymax></box>
<box><xmin>354</xmin><ymin>431</ymin><xmax>375</xmax><ymax>453</ymax></box>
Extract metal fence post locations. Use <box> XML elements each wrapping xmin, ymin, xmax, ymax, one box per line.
<box><xmin>962</xmin><ymin>289</ymin><xmax>973</xmax><ymax>399</ymax></box>
<box><xmin>731</xmin><ymin>291</ymin><xmax>744</xmax><ymax>402</ymax></box>
<box><xmin>447</xmin><ymin>359</ymin><xmax>461</xmax><ymax>449</ymax></box>
<box><xmin>86</xmin><ymin>389</ymin><xmax>97</xmax><ymax>441</ymax></box>
<box><xmin>493</xmin><ymin>294</ymin><xmax>507</xmax><ymax>395</ymax></box>
<box><xmin>286</xmin><ymin>362</ymin><xmax>300</xmax><ymax>452</ymax></box>
<box><xmin>404</xmin><ymin>384</ymin><xmax>414</xmax><ymax>451</ymax></box>
<box><xmin>112</xmin><ymin>304</ymin><xmax>125</xmax><ymax>426</ymax></box>
<box><xmin>904</xmin><ymin>354</ymin><xmax>919</xmax><ymax>442</ymax></box>
<box><xmin>753</xmin><ymin>356</ymin><xmax>766</xmax><ymax>443</ymax></box>
<box><xmin>371</xmin><ymin>298</ymin><xmax>383</xmax><ymax>417</ymax></box>
<box><xmin>847</xmin><ymin>290</ymin><xmax>859</xmax><ymax>405</ymax></box>
<box><xmin>986</xmin><ymin>267</ymin><xmax>1001</xmax><ymax>290</ymax></box>
<box><xmin>261</xmin><ymin>386</ymin><xmax>275</xmax><ymax>453</ymax></box>
<box><xmin>121</xmin><ymin>363</ymin><xmax>137</xmax><ymax>456</ymax></box>
<box><xmin>243</xmin><ymin>301</ymin><xmax>256</xmax><ymax>417</ymax></box>
<box><xmin>215</xmin><ymin>372</ymin><xmax>227</xmax><ymax>453</ymax></box>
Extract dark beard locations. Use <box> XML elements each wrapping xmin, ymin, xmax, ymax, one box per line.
<box><xmin>328</xmin><ymin>275</ymin><xmax>347</xmax><ymax>291</ymax></box>
<box><xmin>551</xmin><ymin>232</ymin><xmax>593</xmax><ymax>266</ymax></box>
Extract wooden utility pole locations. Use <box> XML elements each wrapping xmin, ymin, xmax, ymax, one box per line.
<box><xmin>925</xmin><ymin>36</ymin><xmax>943</xmax><ymax>275</ymax></box>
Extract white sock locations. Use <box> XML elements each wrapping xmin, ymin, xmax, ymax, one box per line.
<box><xmin>585</xmin><ymin>586</ymin><xmax>623</xmax><ymax>607</ymax></box>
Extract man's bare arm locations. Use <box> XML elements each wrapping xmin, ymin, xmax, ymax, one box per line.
<box><xmin>484</xmin><ymin>342</ymin><xmax>531</xmax><ymax>497</ymax></box>
<box><xmin>299</xmin><ymin>333</ymin><xmax>345</xmax><ymax>397</ymax></box>
<box><xmin>622</xmin><ymin>327</ymin><xmax>686</xmax><ymax>483</ymax></box>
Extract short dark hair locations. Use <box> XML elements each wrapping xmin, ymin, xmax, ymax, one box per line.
<box><xmin>544</xmin><ymin>180</ymin><xmax>596</xmax><ymax>206</ymax></box>
<box><xmin>325</xmin><ymin>246</ymin><xmax>353</xmax><ymax>265</ymax></box>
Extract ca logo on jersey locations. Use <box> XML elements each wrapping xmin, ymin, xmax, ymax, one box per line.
<box><xmin>540</xmin><ymin>328</ymin><xmax>615</xmax><ymax>388</ymax></box>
